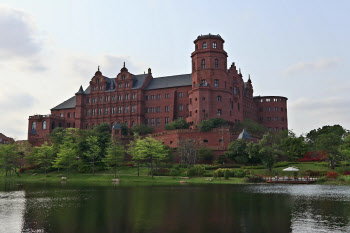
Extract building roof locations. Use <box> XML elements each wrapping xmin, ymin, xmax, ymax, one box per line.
<box><xmin>237</xmin><ymin>129</ymin><xmax>252</xmax><ymax>140</ymax></box>
<box><xmin>51</xmin><ymin>73</ymin><xmax>192</xmax><ymax>110</ymax></box>
<box><xmin>112</xmin><ymin>122</ymin><xmax>121</xmax><ymax>130</ymax></box>
<box><xmin>29</xmin><ymin>129</ymin><xmax>38</xmax><ymax>135</ymax></box>
<box><xmin>146</xmin><ymin>74</ymin><xmax>192</xmax><ymax>90</ymax></box>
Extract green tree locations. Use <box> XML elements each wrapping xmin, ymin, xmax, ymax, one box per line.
<box><xmin>177</xmin><ymin>139</ymin><xmax>199</xmax><ymax>166</ymax></box>
<box><xmin>130</xmin><ymin>137</ymin><xmax>167</xmax><ymax>178</ymax></box>
<box><xmin>198</xmin><ymin>118</ymin><xmax>227</xmax><ymax>132</ymax></box>
<box><xmin>315</xmin><ymin>133</ymin><xmax>343</xmax><ymax>169</ymax></box>
<box><xmin>339</xmin><ymin>134</ymin><xmax>350</xmax><ymax>163</ymax></box>
<box><xmin>131</xmin><ymin>124</ymin><xmax>154</xmax><ymax>135</ymax></box>
<box><xmin>0</xmin><ymin>144</ymin><xmax>21</xmax><ymax>176</ymax></box>
<box><xmin>226</xmin><ymin>140</ymin><xmax>250</xmax><ymax>164</ymax></box>
<box><xmin>35</xmin><ymin>142</ymin><xmax>55</xmax><ymax>176</ymax></box>
<box><xmin>198</xmin><ymin>146</ymin><xmax>214</xmax><ymax>163</ymax></box>
<box><xmin>280</xmin><ymin>131</ymin><xmax>310</xmax><ymax>161</ymax></box>
<box><xmin>104</xmin><ymin>139</ymin><xmax>125</xmax><ymax>178</ymax></box>
<box><xmin>306</xmin><ymin>125</ymin><xmax>346</xmax><ymax>145</ymax></box>
<box><xmin>164</xmin><ymin>118</ymin><xmax>190</xmax><ymax>130</ymax></box>
<box><xmin>234</xmin><ymin>119</ymin><xmax>267</xmax><ymax>136</ymax></box>
<box><xmin>85</xmin><ymin>136</ymin><xmax>101</xmax><ymax>175</ymax></box>
<box><xmin>52</xmin><ymin>128</ymin><xmax>79</xmax><ymax>176</ymax></box>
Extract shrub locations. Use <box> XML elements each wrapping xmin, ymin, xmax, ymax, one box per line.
<box><xmin>327</xmin><ymin>171</ymin><xmax>338</xmax><ymax>179</ymax></box>
<box><xmin>224</xmin><ymin>169</ymin><xmax>230</xmax><ymax>179</ymax></box>
<box><xmin>244</xmin><ymin>175</ymin><xmax>265</xmax><ymax>183</ymax></box>
<box><xmin>343</xmin><ymin>171</ymin><xmax>350</xmax><ymax>176</ymax></box>
<box><xmin>298</xmin><ymin>151</ymin><xmax>327</xmax><ymax>162</ymax></box>
<box><xmin>242</xmin><ymin>165</ymin><xmax>265</xmax><ymax>169</ymax></box>
<box><xmin>317</xmin><ymin>177</ymin><xmax>327</xmax><ymax>183</ymax></box>
<box><xmin>302</xmin><ymin>170</ymin><xmax>327</xmax><ymax>177</ymax></box>
<box><xmin>164</xmin><ymin>119</ymin><xmax>190</xmax><ymax>130</ymax></box>
<box><xmin>198</xmin><ymin>147</ymin><xmax>214</xmax><ymax>163</ymax></box>
<box><xmin>78</xmin><ymin>164</ymin><xmax>91</xmax><ymax>173</ymax></box>
<box><xmin>273</xmin><ymin>162</ymin><xmax>290</xmax><ymax>168</ymax></box>
<box><xmin>198</xmin><ymin>118</ymin><xmax>227</xmax><ymax>132</ymax></box>
<box><xmin>187</xmin><ymin>165</ymin><xmax>205</xmax><ymax>177</ymax></box>
<box><xmin>234</xmin><ymin>169</ymin><xmax>246</xmax><ymax>178</ymax></box>
<box><xmin>215</xmin><ymin>155</ymin><xmax>227</xmax><ymax>165</ymax></box>
<box><xmin>205</xmin><ymin>164</ymin><xmax>241</xmax><ymax>170</ymax></box>
<box><xmin>169</xmin><ymin>168</ymin><xmax>181</xmax><ymax>176</ymax></box>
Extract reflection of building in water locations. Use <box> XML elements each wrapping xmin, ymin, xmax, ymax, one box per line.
<box><xmin>0</xmin><ymin>191</ymin><xmax>25</xmax><ymax>232</ymax></box>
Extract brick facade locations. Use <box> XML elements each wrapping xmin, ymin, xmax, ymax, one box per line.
<box><xmin>28</xmin><ymin>34</ymin><xmax>288</xmax><ymax>147</ymax></box>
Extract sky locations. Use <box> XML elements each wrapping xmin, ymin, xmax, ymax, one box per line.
<box><xmin>0</xmin><ymin>0</ymin><xmax>349</xmax><ymax>140</ymax></box>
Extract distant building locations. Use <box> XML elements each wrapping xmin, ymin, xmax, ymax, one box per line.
<box><xmin>28</xmin><ymin>34</ymin><xmax>288</xmax><ymax>149</ymax></box>
<box><xmin>0</xmin><ymin>133</ymin><xmax>14</xmax><ymax>146</ymax></box>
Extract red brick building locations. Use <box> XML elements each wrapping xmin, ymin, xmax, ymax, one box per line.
<box><xmin>28</xmin><ymin>34</ymin><xmax>288</xmax><ymax>148</ymax></box>
<box><xmin>0</xmin><ymin>133</ymin><xmax>14</xmax><ymax>146</ymax></box>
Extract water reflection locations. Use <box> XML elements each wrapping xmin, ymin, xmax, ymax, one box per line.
<box><xmin>0</xmin><ymin>183</ymin><xmax>349</xmax><ymax>233</ymax></box>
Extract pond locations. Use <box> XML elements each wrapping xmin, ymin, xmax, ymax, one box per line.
<box><xmin>0</xmin><ymin>182</ymin><xmax>349</xmax><ymax>233</ymax></box>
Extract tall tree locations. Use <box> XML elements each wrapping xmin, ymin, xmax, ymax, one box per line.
<box><xmin>339</xmin><ymin>134</ymin><xmax>350</xmax><ymax>163</ymax></box>
<box><xmin>85</xmin><ymin>136</ymin><xmax>101</xmax><ymax>175</ymax></box>
<box><xmin>104</xmin><ymin>139</ymin><xmax>125</xmax><ymax>178</ymax></box>
<box><xmin>280</xmin><ymin>131</ymin><xmax>310</xmax><ymax>161</ymax></box>
<box><xmin>177</xmin><ymin>139</ymin><xmax>199</xmax><ymax>166</ymax></box>
<box><xmin>315</xmin><ymin>133</ymin><xmax>343</xmax><ymax>169</ymax></box>
<box><xmin>226</xmin><ymin>140</ymin><xmax>251</xmax><ymax>164</ymax></box>
<box><xmin>35</xmin><ymin>142</ymin><xmax>55</xmax><ymax>176</ymax></box>
<box><xmin>0</xmin><ymin>144</ymin><xmax>21</xmax><ymax>176</ymax></box>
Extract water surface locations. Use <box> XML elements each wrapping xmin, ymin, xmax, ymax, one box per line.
<box><xmin>0</xmin><ymin>183</ymin><xmax>349</xmax><ymax>233</ymax></box>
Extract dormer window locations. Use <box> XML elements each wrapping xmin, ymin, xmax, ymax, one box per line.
<box><xmin>213</xmin><ymin>42</ymin><xmax>217</xmax><ymax>48</ymax></box>
<box><xmin>122</xmin><ymin>75</ymin><xmax>126</xmax><ymax>80</ymax></box>
<box><xmin>202</xmin><ymin>42</ymin><xmax>207</xmax><ymax>49</ymax></box>
<box><xmin>125</xmin><ymin>82</ymin><xmax>130</xmax><ymax>88</ymax></box>
<box><xmin>96</xmin><ymin>79</ymin><xmax>100</xmax><ymax>83</ymax></box>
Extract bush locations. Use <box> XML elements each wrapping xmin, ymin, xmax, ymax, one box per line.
<box><xmin>242</xmin><ymin>165</ymin><xmax>265</xmax><ymax>169</ymax></box>
<box><xmin>317</xmin><ymin>177</ymin><xmax>327</xmax><ymax>183</ymax></box>
<box><xmin>170</xmin><ymin>167</ymin><xmax>181</xmax><ymax>176</ymax></box>
<box><xmin>198</xmin><ymin>147</ymin><xmax>214</xmax><ymax>163</ymax></box>
<box><xmin>302</xmin><ymin>170</ymin><xmax>327</xmax><ymax>177</ymax></box>
<box><xmin>78</xmin><ymin>164</ymin><xmax>91</xmax><ymax>173</ymax></box>
<box><xmin>244</xmin><ymin>175</ymin><xmax>265</xmax><ymax>183</ymax></box>
<box><xmin>198</xmin><ymin>118</ymin><xmax>227</xmax><ymax>132</ymax></box>
<box><xmin>187</xmin><ymin>165</ymin><xmax>205</xmax><ymax>177</ymax></box>
<box><xmin>131</xmin><ymin>124</ymin><xmax>154</xmax><ymax>135</ymax></box>
<box><xmin>164</xmin><ymin>119</ymin><xmax>190</xmax><ymax>130</ymax></box>
<box><xmin>215</xmin><ymin>155</ymin><xmax>227</xmax><ymax>165</ymax></box>
<box><xmin>327</xmin><ymin>171</ymin><xmax>338</xmax><ymax>179</ymax></box>
<box><xmin>224</xmin><ymin>169</ymin><xmax>230</xmax><ymax>179</ymax></box>
<box><xmin>343</xmin><ymin>171</ymin><xmax>350</xmax><ymax>176</ymax></box>
<box><xmin>213</xmin><ymin>168</ymin><xmax>233</xmax><ymax>178</ymax></box>
<box><xmin>273</xmin><ymin>162</ymin><xmax>290</xmax><ymax>168</ymax></box>
<box><xmin>234</xmin><ymin>169</ymin><xmax>246</xmax><ymax>178</ymax></box>
<box><xmin>205</xmin><ymin>164</ymin><xmax>241</xmax><ymax>170</ymax></box>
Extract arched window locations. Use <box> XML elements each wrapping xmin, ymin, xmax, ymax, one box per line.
<box><xmin>215</xmin><ymin>79</ymin><xmax>219</xmax><ymax>87</ymax></box>
<box><xmin>42</xmin><ymin>121</ymin><xmax>47</xmax><ymax>130</ymax></box>
<box><xmin>202</xmin><ymin>42</ymin><xmax>207</xmax><ymax>49</ymax></box>
<box><xmin>215</xmin><ymin>59</ymin><xmax>219</xmax><ymax>69</ymax></box>
<box><xmin>201</xmin><ymin>59</ymin><xmax>206</xmax><ymax>69</ymax></box>
<box><xmin>234</xmin><ymin>86</ymin><xmax>238</xmax><ymax>95</ymax></box>
<box><xmin>31</xmin><ymin>122</ymin><xmax>36</xmax><ymax>130</ymax></box>
<box><xmin>202</xmin><ymin>79</ymin><xmax>207</xmax><ymax>85</ymax></box>
<box><xmin>213</xmin><ymin>42</ymin><xmax>217</xmax><ymax>48</ymax></box>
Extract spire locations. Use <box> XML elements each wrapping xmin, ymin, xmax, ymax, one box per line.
<box><xmin>98</xmin><ymin>65</ymin><xmax>100</xmax><ymax>71</ymax></box>
<box><xmin>148</xmin><ymin>67</ymin><xmax>152</xmax><ymax>74</ymax></box>
<box><xmin>248</xmin><ymin>74</ymin><xmax>251</xmax><ymax>83</ymax></box>
<box><xmin>76</xmin><ymin>85</ymin><xmax>85</xmax><ymax>95</ymax></box>
<box><xmin>239</xmin><ymin>68</ymin><xmax>242</xmax><ymax>76</ymax></box>
<box><xmin>95</xmin><ymin>66</ymin><xmax>102</xmax><ymax>76</ymax></box>
<box><xmin>121</xmin><ymin>62</ymin><xmax>128</xmax><ymax>72</ymax></box>
<box><xmin>123</xmin><ymin>62</ymin><xmax>125</xmax><ymax>68</ymax></box>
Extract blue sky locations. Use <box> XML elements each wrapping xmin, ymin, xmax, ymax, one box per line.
<box><xmin>0</xmin><ymin>0</ymin><xmax>349</xmax><ymax>139</ymax></box>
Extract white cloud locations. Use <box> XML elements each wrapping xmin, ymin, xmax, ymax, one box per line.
<box><xmin>283</xmin><ymin>57</ymin><xmax>341</xmax><ymax>76</ymax></box>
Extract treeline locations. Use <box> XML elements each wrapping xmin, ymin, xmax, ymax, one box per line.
<box><xmin>226</xmin><ymin>124</ymin><xmax>350</xmax><ymax>170</ymax></box>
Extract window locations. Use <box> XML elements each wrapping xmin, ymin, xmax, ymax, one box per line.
<box><xmin>266</xmin><ymin>98</ymin><xmax>271</xmax><ymax>102</ymax></box>
<box><xmin>259</xmin><ymin>99</ymin><xmax>263</xmax><ymax>103</ymax></box>
<box><xmin>122</xmin><ymin>75</ymin><xmax>126</xmax><ymax>80</ymax></box>
<box><xmin>179</xmin><ymin>116</ymin><xmax>183</xmax><ymax>119</ymax></box>
<box><xmin>274</xmin><ymin>98</ymin><xmax>278</xmax><ymax>102</ymax></box>
<box><xmin>112</xmin><ymin>107</ymin><xmax>115</xmax><ymax>114</ymax></box>
<box><xmin>238</xmin><ymin>103</ymin><xmax>240</xmax><ymax>111</ymax></box>
<box><xmin>202</xmin><ymin>97</ymin><xmax>205</xmax><ymax>100</ymax></box>
<box><xmin>132</xmin><ymin>121</ymin><xmax>135</xmax><ymax>127</ymax></box>
<box><xmin>105</xmin><ymin>108</ymin><xmax>109</xmax><ymax>115</ymax></box>
<box><xmin>118</xmin><ymin>95</ymin><xmax>122</xmax><ymax>101</ymax></box>
<box><xmin>215</xmin><ymin>59</ymin><xmax>218</xmax><ymax>69</ymax></box>
<box><xmin>217</xmin><ymin>96</ymin><xmax>221</xmax><ymax>102</ymax></box>
<box><xmin>99</xmin><ymin>86</ymin><xmax>103</xmax><ymax>90</ymax></box>
<box><xmin>42</xmin><ymin>121</ymin><xmax>46</xmax><ymax>130</ymax></box>
<box><xmin>86</xmin><ymin>124</ymin><xmax>89</xmax><ymax>129</ymax></box>
<box><xmin>125</xmin><ymin>82</ymin><xmax>130</xmax><ymax>88</ymax></box>
<box><xmin>125</xmin><ymin>106</ymin><xmax>129</xmax><ymax>113</ymax></box>
<box><xmin>151</xmin><ymin>95</ymin><xmax>155</xmax><ymax>100</ymax></box>
<box><xmin>99</xmin><ymin>97</ymin><xmax>102</xmax><ymax>102</ymax></box>
<box><xmin>259</xmin><ymin>107</ymin><xmax>263</xmax><ymax>112</ymax></box>
<box><xmin>146</xmin><ymin>108</ymin><xmax>149</xmax><ymax>113</ymax></box>
<box><xmin>132</xmin><ymin>105</ymin><xmax>136</xmax><ymax>113</ymax></box>
<box><xmin>118</xmin><ymin>83</ymin><xmax>123</xmax><ymax>88</ymax></box>
<box><xmin>145</xmin><ymin>95</ymin><xmax>149</xmax><ymax>100</ymax></box>
<box><xmin>268</xmin><ymin>127</ymin><xmax>272</xmax><ymax>132</ymax></box>
<box><xmin>92</xmin><ymin>98</ymin><xmax>96</xmax><ymax>103</ymax></box>
<box><xmin>281</xmin><ymin>117</ymin><xmax>285</xmax><ymax>122</ymax></box>
<box><xmin>86</xmin><ymin>98</ymin><xmax>90</xmax><ymax>104</ymax></box>
<box><xmin>86</xmin><ymin>109</ymin><xmax>90</xmax><ymax>116</ymax></box>
<box><xmin>111</xmin><ymin>96</ymin><xmax>115</xmax><ymax>101</ymax></box>
<box><xmin>156</xmin><ymin>118</ymin><xmax>161</xmax><ymax>127</ymax></box>
<box><xmin>93</xmin><ymin>86</ymin><xmax>96</xmax><ymax>91</ymax></box>
<box><xmin>151</xmin><ymin>118</ymin><xmax>155</xmax><ymax>127</ymax></box>
<box><xmin>179</xmin><ymin>105</ymin><xmax>183</xmax><ymax>111</ymax></box>
<box><xmin>125</xmin><ymin>94</ymin><xmax>129</xmax><ymax>100</ymax></box>
<box><xmin>215</xmin><ymin>79</ymin><xmax>219</xmax><ymax>87</ymax></box>
<box><xmin>187</xmin><ymin>104</ymin><xmax>189</xmax><ymax>110</ymax></box>
<box><xmin>267</xmin><ymin>117</ymin><xmax>271</xmax><ymax>122</ymax></box>
<box><xmin>281</xmin><ymin>107</ymin><xmax>284</xmax><ymax>112</ymax></box>
<box><xmin>234</xmin><ymin>87</ymin><xmax>238</xmax><ymax>95</ymax></box>
<box><xmin>179</xmin><ymin>92</ymin><xmax>183</xmax><ymax>97</ymax></box>
<box><xmin>105</xmin><ymin>96</ymin><xmax>109</xmax><ymax>102</ymax></box>
<box><xmin>217</xmin><ymin>109</ymin><xmax>222</xmax><ymax>115</ymax></box>
<box><xmin>67</xmin><ymin>113</ymin><xmax>71</xmax><ymax>118</ymax></box>
<box><xmin>274</xmin><ymin>107</ymin><xmax>278</xmax><ymax>111</ymax></box>
<box><xmin>157</xmin><ymin>106</ymin><xmax>161</xmax><ymax>113</ymax></box>
<box><xmin>60</xmin><ymin>113</ymin><xmax>63</xmax><ymax>117</ymax></box>
<box><xmin>165</xmin><ymin>94</ymin><xmax>170</xmax><ymax>99</ymax></box>
<box><xmin>213</xmin><ymin>42</ymin><xmax>217</xmax><ymax>48</ymax></box>
<box><xmin>96</xmin><ymin>79</ymin><xmax>100</xmax><ymax>83</ymax></box>
<box><xmin>267</xmin><ymin>107</ymin><xmax>271</xmax><ymax>111</ymax></box>
<box><xmin>275</xmin><ymin>127</ymin><xmax>279</xmax><ymax>132</ymax></box>
<box><xmin>202</xmin><ymin>79</ymin><xmax>207</xmax><ymax>85</ymax></box>
<box><xmin>165</xmin><ymin>117</ymin><xmax>169</xmax><ymax>124</ymax></box>
<box><xmin>118</xmin><ymin>107</ymin><xmax>122</xmax><ymax>114</ymax></box>
<box><xmin>157</xmin><ymin>94</ymin><xmax>161</xmax><ymax>99</ymax></box>
<box><xmin>92</xmin><ymin>109</ymin><xmax>96</xmax><ymax>116</ymax></box>
<box><xmin>132</xmin><ymin>93</ymin><xmax>136</xmax><ymax>99</ymax></box>
<box><xmin>145</xmin><ymin>119</ymin><xmax>149</xmax><ymax>125</ymax></box>
<box><xmin>201</xmin><ymin>59</ymin><xmax>206</xmax><ymax>69</ymax></box>
<box><xmin>202</xmin><ymin>42</ymin><xmax>207</xmax><ymax>49</ymax></box>
<box><xmin>67</xmin><ymin>123</ymin><xmax>71</xmax><ymax>128</ymax></box>
<box><xmin>165</xmin><ymin>106</ymin><xmax>170</xmax><ymax>112</ymax></box>
<box><xmin>151</xmin><ymin>107</ymin><xmax>155</xmax><ymax>113</ymax></box>
<box><xmin>274</xmin><ymin>117</ymin><xmax>278</xmax><ymax>121</ymax></box>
